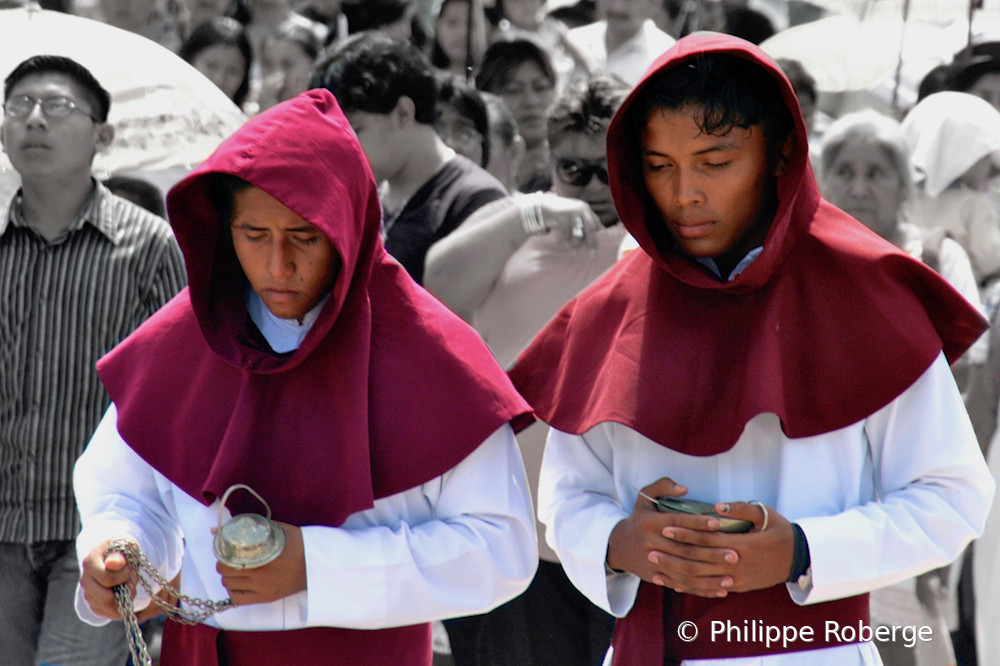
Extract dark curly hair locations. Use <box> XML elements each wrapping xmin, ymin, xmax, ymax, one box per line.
<box><xmin>548</xmin><ymin>73</ymin><xmax>630</xmax><ymax>147</ymax></box>
<box><xmin>310</xmin><ymin>32</ymin><xmax>438</xmax><ymax>125</ymax></box>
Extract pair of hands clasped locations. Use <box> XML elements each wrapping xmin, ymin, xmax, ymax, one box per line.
<box><xmin>80</xmin><ymin>522</ymin><xmax>307</xmax><ymax>621</ymax></box>
<box><xmin>606</xmin><ymin>478</ymin><xmax>795</xmax><ymax>598</ymax></box>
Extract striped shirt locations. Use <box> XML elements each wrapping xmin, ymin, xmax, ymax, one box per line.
<box><xmin>0</xmin><ymin>181</ymin><xmax>186</xmax><ymax>544</ymax></box>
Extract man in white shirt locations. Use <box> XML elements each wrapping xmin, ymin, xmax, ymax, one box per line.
<box><xmin>565</xmin><ymin>0</ymin><xmax>675</xmax><ymax>87</ymax></box>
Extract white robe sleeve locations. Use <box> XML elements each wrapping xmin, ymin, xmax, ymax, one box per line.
<box><xmin>74</xmin><ymin>404</ymin><xmax>185</xmax><ymax>625</ymax></box>
<box><xmin>75</xmin><ymin>408</ymin><xmax>537</xmax><ymax>631</ymax></box>
<box><xmin>792</xmin><ymin>354</ymin><xmax>995</xmax><ymax>604</ymax></box>
<box><xmin>537</xmin><ymin>423</ymin><xmax>640</xmax><ymax>618</ymax></box>
<box><xmin>299</xmin><ymin>423</ymin><xmax>538</xmax><ymax>628</ymax></box>
<box><xmin>538</xmin><ymin>354</ymin><xmax>995</xmax><ymax>619</ymax></box>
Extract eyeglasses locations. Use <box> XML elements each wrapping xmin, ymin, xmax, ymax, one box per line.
<box><xmin>3</xmin><ymin>95</ymin><xmax>98</xmax><ymax>122</ymax></box>
<box><xmin>555</xmin><ymin>158</ymin><xmax>609</xmax><ymax>187</ymax></box>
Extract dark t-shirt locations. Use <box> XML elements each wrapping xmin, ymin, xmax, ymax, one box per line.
<box><xmin>384</xmin><ymin>155</ymin><xmax>507</xmax><ymax>284</ymax></box>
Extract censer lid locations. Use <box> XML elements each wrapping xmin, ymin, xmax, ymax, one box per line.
<box><xmin>212</xmin><ymin>484</ymin><xmax>286</xmax><ymax>569</ymax></box>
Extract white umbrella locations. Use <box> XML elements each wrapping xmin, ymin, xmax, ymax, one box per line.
<box><xmin>806</xmin><ymin>0</ymin><xmax>997</xmax><ymax>23</ymax></box>
<box><xmin>760</xmin><ymin>15</ymin><xmax>961</xmax><ymax>95</ymax></box>
<box><xmin>0</xmin><ymin>4</ymin><xmax>246</xmax><ymax>205</ymax></box>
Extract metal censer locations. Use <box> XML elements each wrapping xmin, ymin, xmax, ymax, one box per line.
<box><xmin>213</xmin><ymin>483</ymin><xmax>285</xmax><ymax>569</ymax></box>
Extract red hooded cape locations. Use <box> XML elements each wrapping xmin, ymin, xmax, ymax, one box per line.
<box><xmin>509</xmin><ymin>34</ymin><xmax>987</xmax><ymax>664</ymax></box>
<box><xmin>96</xmin><ymin>90</ymin><xmax>532</xmax><ymax>665</ymax></box>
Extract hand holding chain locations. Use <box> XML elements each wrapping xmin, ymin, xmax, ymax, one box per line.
<box><xmin>104</xmin><ymin>539</ymin><xmax>235</xmax><ymax>666</ymax></box>
<box><xmin>104</xmin><ymin>486</ymin><xmax>282</xmax><ymax>666</ymax></box>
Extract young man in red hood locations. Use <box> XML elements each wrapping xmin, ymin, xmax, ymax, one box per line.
<box><xmin>510</xmin><ymin>33</ymin><xmax>995</xmax><ymax>665</ymax></box>
<box><xmin>72</xmin><ymin>89</ymin><xmax>537</xmax><ymax>665</ymax></box>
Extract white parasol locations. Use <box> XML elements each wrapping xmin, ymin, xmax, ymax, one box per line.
<box><xmin>805</xmin><ymin>0</ymin><xmax>997</xmax><ymax>23</ymax></box>
<box><xmin>759</xmin><ymin>14</ymin><xmax>966</xmax><ymax>111</ymax></box>
<box><xmin>760</xmin><ymin>15</ymin><xmax>960</xmax><ymax>92</ymax></box>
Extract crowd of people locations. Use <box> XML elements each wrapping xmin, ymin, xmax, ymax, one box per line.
<box><xmin>4</xmin><ymin>0</ymin><xmax>1000</xmax><ymax>666</ymax></box>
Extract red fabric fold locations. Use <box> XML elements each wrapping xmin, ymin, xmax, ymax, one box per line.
<box><xmin>161</xmin><ymin>621</ymin><xmax>432</xmax><ymax>666</ymax></box>
<box><xmin>509</xmin><ymin>33</ymin><xmax>987</xmax><ymax>457</ymax></box>
<box><xmin>98</xmin><ymin>89</ymin><xmax>532</xmax><ymax>527</ymax></box>
<box><xmin>611</xmin><ymin>584</ymin><xmax>868</xmax><ymax>666</ymax></box>
<box><xmin>509</xmin><ymin>33</ymin><xmax>985</xmax><ymax>664</ymax></box>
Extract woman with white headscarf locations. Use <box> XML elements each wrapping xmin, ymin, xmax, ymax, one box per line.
<box><xmin>821</xmin><ymin>110</ymin><xmax>987</xmax><ymax>666</ymax></box>
<box><xmin>822</xmin><ymin>109</ymin><xmax>987</xmax><ymax>381</ymax></box>
<box><xmin>902</xmin><ymin>91</ymin><xmax>1000</xmax><ymax>285</ymax></box>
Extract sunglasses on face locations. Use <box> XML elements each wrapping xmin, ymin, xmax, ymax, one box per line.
<box><xmin>555</xmin><ymin>158</ymin><xmax>609</xmax><ymax>187</ymax></box>
<box><xmin>3</xmin><ymin>95</ymin><xmax>98</xmax><ymax>122</ymax></box>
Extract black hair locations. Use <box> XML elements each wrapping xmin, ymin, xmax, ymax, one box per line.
<box><xmin>722</xmin><ymin>6</ymin><xmax>775</xmax><ymax>45</ymax></box>
<box><xmin>918</xmin><ymin>63</ymin><xmax>955</xmax><ymax>103</ymax></box>
<box><xmin>482</xmin><ymin>91</ymin><xmax>518</xmax><ymax>147</ymax></box>
<box><xmin>475</xmin><ymin>39</ymin><xmax>556</xmax><ymax>94</ymax></box>
<box><xmin>410</xmin><ymin>13</ymin><xmax>429</xmax><ymax>50</ymax></box>
<box><xmin>548</xmin><ymin>73</ymin><xmax>630</xmax><ymax>147</ymax></box>
<box><xmin>38</xmin><ymin>0</ymin><xmax>72</xmax><ymax>10</ymax></box>
<box><xmin>548</xmin><ymin>0</ymin><xmax>595</xmax><ymax>29</ymax></box>
<box><xmin>430</xmin><ymin>0</ymin><xmax>469</xmax><ymax>70</ymax></box>
<box><xmin>483</xmin><ymin>0</ymin><xmax>504</xmax><ymax>27</ymax></box>
<box><xmin>949</xmin><ymin>43</ymin><xmax>1000</xmax><ymax>94</ymax></box>
<box><xmin>209</xmin><ymin>173</ymin><xmax>254</xmax><ymax>229</ymax></box>
<box><xmin>436</xmin><ymin>72</ymin><xmax>490</xmax><ymax>166</ymax></box>
<box><xmin>104</xmin><ymin>175</ymin><xmax>167</xmax><ymax>218</ymax></box>
<box><xmin>179</xmin><ymin>17</ymin><xmax>253</xmax><ymax>108</ymax></box>
<box><xmin>5</xmin><ymin>55</ymin><xmax>111</xmax><ymax>123</ymax></box>
<box><xmin>265</xmin><ymin>21</ymin><xmax>322</xmax><ymax>62</ymax></box>
<box><xmin>227</xmin><ymin>0</ymin><xmax>252</xmax><ymax>25</ymax></box>
<box><xmin>776</xmin><ymin>58</ymin><xmax>816</xmax><ymax>105</ymax></box>
<box><xmin>310</xmin><ymin>32</ymin><xmax>438</xmax><ymax>125</ymax></box>
<box><xmin>343</xmin><ymin>0</ymin><xmax>414</xmax><ymax>33</ymax></box>
<box><xmin>629</xmin><ymin>53</ymin><xmax>795</xmax><ymax>157</ymax></box>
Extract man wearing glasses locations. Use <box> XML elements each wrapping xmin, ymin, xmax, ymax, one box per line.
<box><xmin>0</xmin><ymin>55</ymin><xmax>185</xmax><ymax>666</ymax></box>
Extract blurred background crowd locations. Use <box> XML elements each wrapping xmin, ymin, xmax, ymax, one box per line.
<box><xmin>5</xmin><ymin>0</ymin><xmax>1000</xmax><ymax>665</ymax></box>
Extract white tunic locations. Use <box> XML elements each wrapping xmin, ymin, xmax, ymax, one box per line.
<box><xmin>74</xmin><ymin>412</ymin><xmax>537</xmax><ymax>630</ymax></box>
<box><xmin>538</xmin><ymin>354</ymin><xmax>994</xmax><ymax>665</ymax></box>
<box><xmin>73</xmin><ymin>292</ymin><xmax>538</xmax><ymax>631</ymax></box>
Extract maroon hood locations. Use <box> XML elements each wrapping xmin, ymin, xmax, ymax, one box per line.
<box><xmin>607</xmin><ymin>31</ymin><xmax>816</xmax><ymax>294</ymax></box>
<box><xmin>97</xmin><ymin>90</ymin><xmax>532</xmax><ymax>526</ymax></box>
<box><xmin>510</xmin><ymin>33</ymin><xmax>985</xmax><ymax>665</ymax></box>
<box><xmin>166</xmin><ymin>87</ymin><xmax>382</xmax><ymax>375</ymax></box>
<box><xmin>510</xmin><ymin>33</ymin><xmax>986</xmax><ymax>456</ymax></box>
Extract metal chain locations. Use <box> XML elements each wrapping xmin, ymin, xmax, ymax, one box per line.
<box><xmin>113</xmin><ymin>583</ymin><xmax>152</xmax><ymax>666</ymax></box>
<box><xmin>105</xmin><ymin>539</ymin><xmax>235</xmax><ymax>665</ymax></box>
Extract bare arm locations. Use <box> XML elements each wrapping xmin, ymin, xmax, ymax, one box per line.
<box><xmin>424</xmin><ymin>193</ymin><xmax>601</xmax><ymax>321</ymax></box>
<box><xmin>555</xmin><ymin>20</ymin><xmax>597</xmax><ymax>76</ymax></box>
